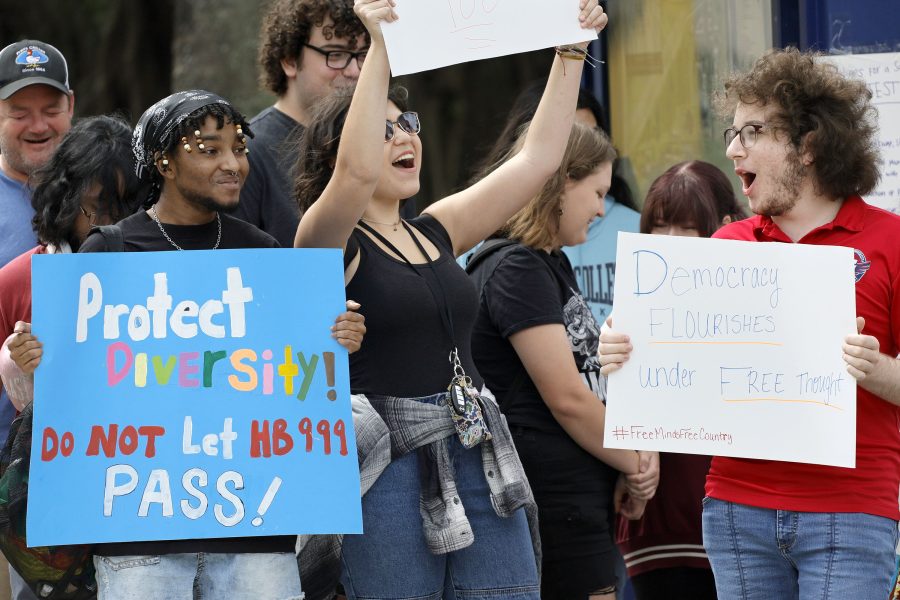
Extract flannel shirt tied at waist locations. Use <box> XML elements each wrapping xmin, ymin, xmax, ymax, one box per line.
<box><xmin>297</xmin><ymin>389</ymin><xmax>541</xmax><ymax>600</ymax></box>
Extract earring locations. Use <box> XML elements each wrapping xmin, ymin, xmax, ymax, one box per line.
<box><xmin>194</xmin><ymin>129</ymin><xmax>205</xmax><ymax>151</ymax></box>
<box><xmin>161</xmin><ymin>154</ymin><xmax>169</xmax><ymax>169</ymax></box>
<box><xmin>182</xmin><ymin>136</ymin><xmax>192</xmax><ymax>153</ymax></box>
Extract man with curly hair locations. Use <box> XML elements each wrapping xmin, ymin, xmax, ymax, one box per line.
<box><xmin>234</xmin><ymin>0</ymin><xmax>368</xmax><ymax>246</ymax></box>
<box><xmin>600</xmin><ymin>47</ymin><xmax>900</xmax><ymax>599</ymax></box>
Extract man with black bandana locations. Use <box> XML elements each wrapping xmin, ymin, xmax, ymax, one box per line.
<box><xmin>66</xmin><ymin>90</ymin><xmax>365</xmax><ymax>599</ymax></box>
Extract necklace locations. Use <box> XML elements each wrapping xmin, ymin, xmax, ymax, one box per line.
<box><xmin>149</xmin><ymin>205</ymin><xmax>221</xmax><ymax>251</ymax></box>
<box><xmin>360</xmin><ymin>215</ymin><xmax>402</xmax><ymax>232</ymax></box>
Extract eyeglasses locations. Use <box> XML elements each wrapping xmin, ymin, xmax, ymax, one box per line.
<box><xmin>78</xmin><ymin>204</ymin><xmax>98</xmax><ymax>226</ymax></box>
<box><xmin>385</xmin><ymin>112</ymin><xmax>421</xmax><ymax>142</ymax></box>
<box><xmin>303</xmin><ymin>43</ymin><xmax>367</xmax><ymax>70</ymax></box>
<box><xmin>723</xmin><ymin>123</ymin><xmax>767</xmax><ymax>150</ymax></box>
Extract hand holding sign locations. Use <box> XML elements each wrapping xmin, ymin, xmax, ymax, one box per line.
<box><xmin>598</xmin><ymin>316</ymin><xmax>632</xmax><ymax>376</ymax></box>
<box><xmin>8</xmin><ymin>321</ymin><xmax>41</xmax><ymax>375</ymax></box>
<box><xmin>353</xmin><ymin>0</ymin><xmax>398</xmax><ymax>42</ymax></box>
<box><xmin>842</xmin><ymin>316</ymin><xmax>882</xmax><ymax>381</ymax></box>
<box><xmin>332</xmin><ymin>300</ymin><xmax>366</xmax><ymax>354</ymax></box>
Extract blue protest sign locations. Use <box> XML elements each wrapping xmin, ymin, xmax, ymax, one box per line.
<box><xmin>28</xmin><ymin>249</ymin><xmax>361</xmax><ymax>546</ymax></box>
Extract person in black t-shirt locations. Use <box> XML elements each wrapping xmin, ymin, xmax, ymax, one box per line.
<box><xmin>293</xmin><ymin>1</ymin><xmax>610</xmax><ymax>599</ymax></box>
<box><xmin>236</xmin><ymin>0</ymin><xmax>370</xmax><ymax>245</ymax></box>
<box><xmin>237</xmin><ymin>0</ymin><xmax>417</xmax><ymax>247</ymax></box>
<box><xmin>12</xmin><ymin>91</ymin><xmax>365</xmax><ymax>600</ymax></box>
<box><xmin>467</xmin><ymin>122</ymin><xmax>658</xmax><ymax>600</ymax></box>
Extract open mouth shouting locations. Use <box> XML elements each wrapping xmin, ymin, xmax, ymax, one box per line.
<box><xmin>736</xmin><ymin>168</ymin><xmax>757</xmax><ymax>196</ymax></box>
<box><xmin>392</xmin><ymin>152</ymin><xmax>416</xmax><ymax>170</ymax></box>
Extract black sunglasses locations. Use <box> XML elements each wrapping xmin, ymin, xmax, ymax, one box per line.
<box><xmin>385</xmin><ymin>112</ymin><xmax>421</xmax><ymax>142</ymax></box>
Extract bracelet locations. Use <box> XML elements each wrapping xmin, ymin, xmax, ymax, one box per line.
<box><xmin>555</xmin><ymin>45</ymin><xmax>588</xmax><ymax>60</ymax></box>
<box><xmin>554</xmin><ymin>45</ymin><xmax>604</xmax><ymax>74</ymax></box>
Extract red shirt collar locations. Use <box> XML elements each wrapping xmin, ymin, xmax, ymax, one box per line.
<box><xmin>752</xmin><ymin>196</ymin><xmax>866</xmax><ymax>242</ymax></box>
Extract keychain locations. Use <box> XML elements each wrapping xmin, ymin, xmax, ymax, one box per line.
<box><xmin>446</xmin><ymin>350</ymin><xmax>492</xmax><ymax>448</ymax></box>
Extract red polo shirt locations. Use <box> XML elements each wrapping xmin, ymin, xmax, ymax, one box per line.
<box><xmin>706</xmin><ymin>196</ymin><xmax>900</xmax><ymax>520</ymax></box>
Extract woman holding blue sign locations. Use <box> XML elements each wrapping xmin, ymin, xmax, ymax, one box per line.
<box><xmin>293</xmin><ymin>0</ymin><xmax>610</xmax><ymax>598</ymax></box>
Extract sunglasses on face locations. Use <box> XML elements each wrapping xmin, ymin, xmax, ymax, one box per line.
<box><xmin>385</xmin><ymin>112</ymin><xmax>421</xmax><ymax>142</ymax></box>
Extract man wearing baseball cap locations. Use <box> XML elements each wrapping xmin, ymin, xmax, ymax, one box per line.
<box><xmin>0</xmin><ymin>39</ymin><xmax>74</xmax><ymax>264</ymax></box>
<box><xmin>0</xmin><ymin>39</ymin><xmax>73</xmax><ymax>600</ymax></box>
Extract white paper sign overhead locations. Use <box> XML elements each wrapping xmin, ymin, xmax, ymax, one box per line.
<box><xmin>381</xmin><ymin>0</ymin><xmax>596</xmax><ymax>76</ymax></box>
<box><xmin>605</xmin><ymin>233</ymin><xmax>857</xmax><ymax>468</ymax></box>
<box><xmin>829</xmin><ymin>53</ymin><xmax>900</xmax><ymax>214</ymax></box>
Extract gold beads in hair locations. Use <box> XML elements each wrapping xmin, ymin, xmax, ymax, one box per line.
<box><xmin>235</xmin><ymin>123</ymin><xmax>247</xmax><ymax>146</ymax></box>
<box><xmin>181</xmin><ymin>136</ymin><xmax>192</xmax><ymax>153</ymax></box>
<box><xmin>194</xmin><ymin>129</ymin><xmax>205</xmax><ymax>151</ymax></box>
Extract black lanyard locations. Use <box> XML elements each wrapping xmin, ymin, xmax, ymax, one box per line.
<box><xmin>356</xmin><ymin>220</ymin><xmax>465</xmax><ymax>379</ymax></box>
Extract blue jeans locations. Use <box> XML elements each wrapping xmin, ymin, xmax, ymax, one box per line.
<box><xmin>340</xmin><ymin>395</ymin><xmax>539</xmax><ymax>600</ymax></box>
<box><xmin>93</xmin><ymin>552</ymin><xmax>302</xmax><ymax>600</ymax></box>
<box><xmin>9</xmin><ymin>565</ymin><xmax>38</xmax><ymax>600</ymax></box>
<box><xmin>702</xmin><ymin>497</ymin><xmax>898</xmax><ymax>600</ymax></box>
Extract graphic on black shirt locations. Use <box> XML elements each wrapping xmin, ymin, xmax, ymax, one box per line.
<box><xmin>562</xmin><ymin>287</ymin><xmax>601</xmax><ymax>372</ymax></box>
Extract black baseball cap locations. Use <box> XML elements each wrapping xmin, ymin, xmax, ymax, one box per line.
<box><xmin>0</xmin><ymin>40</ymin><xmax>71</xmax><ymax>100</ymax></box>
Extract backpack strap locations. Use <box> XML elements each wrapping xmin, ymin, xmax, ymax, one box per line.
<box><xmin>464</xmin><ymin>238</ymin><xmax>518</xmax><ymax>274</ymax></box>
<box><xmin>87</xmin><ymin>224</ymin><xmax>125</xmax><ymax>252</ymax></box>
<box><xmin>465</xmin><ymin>237</ymin><xmax>533</xmax><ymax>409</ymax></box>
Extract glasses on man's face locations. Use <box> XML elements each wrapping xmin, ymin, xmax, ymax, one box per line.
<box><xmin>385</xmin><ymin>112</ymin><xmax>421</xmax><ymax>142</ymax></box>
<box><xmin>304</xmin><ymin>43</ymin><xmax>367</xmax><ymax>70</ymax></box>
<box><xmin>723</xmin><ymin>123</ymin><xmax>766</xmax><ymax>150</ymax></box>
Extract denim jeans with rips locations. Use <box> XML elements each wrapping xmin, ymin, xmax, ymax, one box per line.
<box><xmin>93</xmin><ymin>552</ymin><xmax>302</xmax><ymax>600</ymax></box>
<box><xmin>702</xmin><ymin>497</ymin><xmax>898</xmax><ymax>600</ymax></box>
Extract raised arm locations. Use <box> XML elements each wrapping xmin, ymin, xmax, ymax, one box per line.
<box><xmin>293</xmin><ymin>0</ymin><xmax>396</xmax><ymax>249</ymax></box>
<box><xmin>424</xmin><ymin>0</ymin><xmax>608</xmax><ymax>255</ymax></box>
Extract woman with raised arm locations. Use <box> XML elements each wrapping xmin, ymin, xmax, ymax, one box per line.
<box><xmin>293</xmin><ymin>1</ymin><xmax>608</xmax><ymax>598</ymax></box>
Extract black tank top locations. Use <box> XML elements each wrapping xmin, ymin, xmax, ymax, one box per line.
<box><xmin>345</xmin><ymin>214</ymin><xmax>483</xmax><ymax>396</ymax></box>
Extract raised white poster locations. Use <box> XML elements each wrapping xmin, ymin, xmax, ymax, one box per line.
<box><xmin>381</xmin><ymin>0</ymin><xmax>595</xmax><ymax>76</ymax></box>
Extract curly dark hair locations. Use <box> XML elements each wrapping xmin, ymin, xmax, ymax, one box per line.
<box><xmin>29</xmin><ymin>115</ymin><xmax>145</xmax><ymax>249</ymax></box>
<box><xmin>717</xmin><ymin>47</ymin><xmax>880</xmax><ymax>199</ymax></box>
<box><xmin>640</xmin><ymin>161</ymin><xmax>747</xmax><ymax>238</ymax></box>
<box><xmin>145</xmin><ymin>103</ymin><xmax>253</xmax><ymax>204</ymax></box>
<box><xmin>295</xmin><ymin>85</ymin><xmax>409</xmax><ymax>214</ymax></box>
<box><xmin>259</xmin><ymin>0</ymin><xmax>368</xmax><ymax>96</ymax></box>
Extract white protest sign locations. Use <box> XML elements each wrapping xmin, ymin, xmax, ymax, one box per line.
<box><xmin>605</xmin><ymin>233</ymin><xmax>857</xmax><ymax>468</ymax></box>
<box><xmin>829</xmin><ymin>53</ymin><xmax>900</xmax><ymax>214</ymax></box>
<box><xmin>381</xmin><ymin>0</ymin><xmax>595</xmax><ymax>76</ymax></box>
